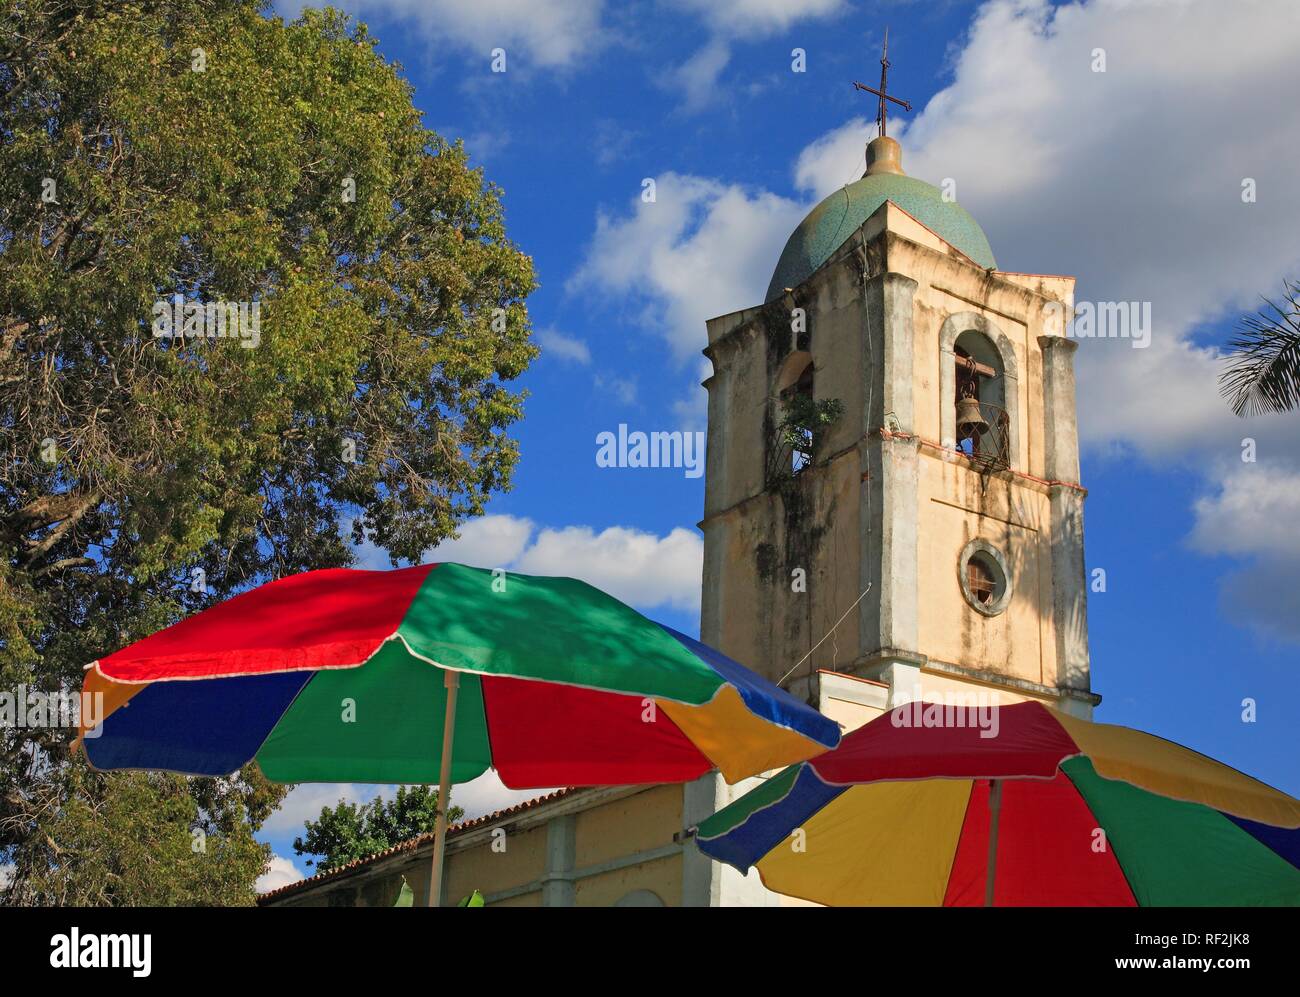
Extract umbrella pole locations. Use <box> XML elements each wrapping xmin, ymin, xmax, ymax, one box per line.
<box><xmin>984</xmin><ymin>778</ymin><xmax>1002</xmax><ymax>908</ymax></box>
<box><xmin>428</xmin><ymin>669</ymin><xmax>460</xmax><ymax>907</ymax></box>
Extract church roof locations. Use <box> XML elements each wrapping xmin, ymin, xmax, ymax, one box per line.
<box><xmin>765</xmin><ymin>162</ymin><xmax>997</xmax><ymax>303</ymax></box>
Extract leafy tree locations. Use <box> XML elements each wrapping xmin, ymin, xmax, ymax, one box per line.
<box><xmin>0</xmin><ymin>0</ymin><xmax>535</xmax><ymax>904</ymax></box>
<box><xmin>9</xmin><ymin>769</ymin><xmax>279</xmax><ymax>905</ymax></box>
<box><xmin>1220</xmin><ymin>278</ymin><xmax>1300</xmax><ymax>416</ymax></box>
<box><xmin>775</xmin><ymin>394</ymin><xmax>843</xmax><ymax>477</ymax></box>
<box><xmin>294</xmin><ymin>785</ymin><xmax>463</xmax><ymax>874</ymax></box>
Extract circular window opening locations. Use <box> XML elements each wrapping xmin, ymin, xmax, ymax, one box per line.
<box><xmin>958</xmin><ymin>541</ymin><xmax>1011</xmax><ymax>616</ymax></box>
<box><xmin>967</xmin><ymin>555</ymin><xmax>998</xmax><ymax>605</ymax></box>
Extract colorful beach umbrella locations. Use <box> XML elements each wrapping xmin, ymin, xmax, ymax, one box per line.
<box><xmin>695</xmin><ymin>700</ymin><xmax>1300</xmax><ymax>906</ymax></box>
<box><xmin>78</xmin><ymin>562</ymin><xmax>839</xmax><ymax>904</ymax></box>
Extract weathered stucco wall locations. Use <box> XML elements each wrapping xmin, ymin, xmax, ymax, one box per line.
<box><xmin>915</xmin><ymin>458</ymin><xmax>1055</xmax><ymax>684</ymax></box>
<box><xmin>442</xmin><ymin>822</ymin><xmax>548</xmax><ymax>905</ymax></box>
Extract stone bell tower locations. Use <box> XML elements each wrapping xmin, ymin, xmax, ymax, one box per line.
<box><xmin>698</xmin><ymin>132</ymin><xmax>1098</xmax><ymax>721</ymax></box>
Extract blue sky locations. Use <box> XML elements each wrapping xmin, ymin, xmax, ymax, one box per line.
<box><xmin>258</xmin><ymin>0</ymin><xmax>1300</xmax><ymax>890</ymax></box>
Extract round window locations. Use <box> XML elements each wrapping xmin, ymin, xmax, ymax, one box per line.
<box><xmin>958</xmin><ymin>540</ymin><xmax>1011</xmax><ymax>616</ymax></box>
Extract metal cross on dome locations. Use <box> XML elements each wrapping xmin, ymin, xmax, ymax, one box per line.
<box><xmin>852</xmin><ymin>27</ymin><xmax>912</xmax><ymax>139</ymax></box>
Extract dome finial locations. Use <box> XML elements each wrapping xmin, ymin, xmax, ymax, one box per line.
<box><xmin>865</xmin><ymin>135</ymin><xmax>904</xmax><ymax>176</ymax></box>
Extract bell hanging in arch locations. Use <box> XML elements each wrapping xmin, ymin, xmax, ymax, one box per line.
<box><xmin>956</xmin><ymin>393</ymin><xmax>988</xmax><ymax>439</ymax></box>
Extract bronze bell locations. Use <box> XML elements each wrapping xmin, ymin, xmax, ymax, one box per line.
<box><xmin>956</xmin><ymin>394</ymin><xmax>987</xmax><ymax>438</ymax></box>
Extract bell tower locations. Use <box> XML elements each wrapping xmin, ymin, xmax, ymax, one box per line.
<box><xmin>698</xmin><ymin>128</ymin><xmax>1098</xmax><ymax>721</ymax></box>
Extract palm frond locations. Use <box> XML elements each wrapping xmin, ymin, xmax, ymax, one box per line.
<box><xmin>1219</xmin><ymin>279</ymin><xmax>1300</xmax><ymax>417</ymax></box>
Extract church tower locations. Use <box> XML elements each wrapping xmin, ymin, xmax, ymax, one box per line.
<box><xmin>698</xmin><ymin>125</ymin><xmax>1098</xmax><ymax>722</ymax></box>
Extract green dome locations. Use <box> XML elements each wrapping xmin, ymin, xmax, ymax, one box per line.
<box><xmin>765</xmin><ymin>170</ymin><xmax>996</xmax><ymax>302</ymax></box>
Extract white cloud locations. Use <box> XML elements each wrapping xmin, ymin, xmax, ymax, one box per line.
<box><xmin>534</xmin><ymin>328</ymin><xmax>643</xmax><ymax>401</ymax></box>
<box><xmin>352</xmin><ymin>514</ymin><xmax>535</xmax><ymax>572</ymax></box>
<box><xmin>571</xmin><ymin>172</ymin><xmax>805</xmax><ymax>360</ymax></box>
<box><xmin>537</xmin><ymin>327</ymin><xmax>592</xmax><ymax>365</ymax></box>
<box><xmin>450</xmin><ymin>770</ymin><xmax>555</xmax><ymax>819</ymax></box>
<box><xmin>662</xmin><ymin>0</ymin><xmax>848</xmax><ymax>109</ymax></box>
<box><xmin>514</xmin><ymin>524</ymin><xmax>703</xmax><ymax>612</ymax></box>
<box><xmin>353</xmin><ymin>514</ymin><xmax>703</xmax><ymax>612</ymax></box>
<box><xmin>594</xmin><ymin>372</ymin><xmax>637</xmax><ymax>404</ymax></box>
<box><xmin>429</xmin><ymin>514</ymin><xmax>704</xmax><ymax>612</ymax></box>
<box><xmin>1191</xmin><ymin>465</ymin><xmax>1300</xmax><ymax>562</ymax></box>
<box><xmin>263</xmin><ymin>782</ymin><xmax>382</xmax><ymax>835</ymax></box>
<box><xmin>672</xmin><ymin>0</ymin><xmax>847</xmax><ymax>39</ymax></box>
<box><xmin>1216</xmin><ymin>557</ymin><xmax>1300</xmax><ymax>645</ymax></box>
<box><xmin>257</xmin><ymin>854</ymin><xmax>307</xmax><ymax>894</ymax></box>
<box><xmin>340</xmin><ymin>0</ymin><xmax>606</xmax><ymax>68</ymax></box>
<box><xmin>593</xmin><ymin>119</ymin><xmax>639</xmax><ymax>168</ymax></box>
<box><xmin>425</xmin><ymin>513</ymin><xmax>535</xmax><ymax>568</ymax></box>
<box><xmin>794</xmin><ymin>115</ymin><xmax>872</xmax><ymax>200</ymax></box>
<box><xmin>1191</xmin><ymin>464</ymin><xmax>1300</xmax><ymax>642</ymax></box>
<box><xmin>659</xmin><ymin>39</ymin><xmax>732</xmax><ymax>113</ymax></box>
